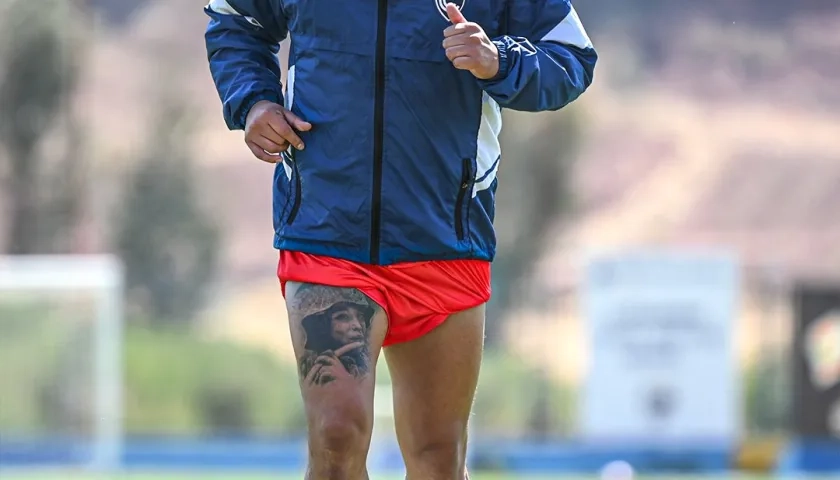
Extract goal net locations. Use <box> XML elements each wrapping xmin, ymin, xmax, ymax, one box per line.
<box><xmin>0</xmin><ymin>255</ymin><xmax>124</xmax><ymax>471</ymax></box>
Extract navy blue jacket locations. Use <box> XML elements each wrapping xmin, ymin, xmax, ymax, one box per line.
<box><xmin>205</xmin><ymin>0</ymin><xmax>597</xmax><ymax>265</ymax></box>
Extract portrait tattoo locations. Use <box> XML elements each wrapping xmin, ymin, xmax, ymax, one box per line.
<box><xmin>290</xmin><ymin>284</ymin><xmax>376</xmax><ymax>386</ymax></box>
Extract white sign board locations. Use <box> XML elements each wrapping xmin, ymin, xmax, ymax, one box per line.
<box><xmin>581</xmin><ymin>250</ymin><xmax>741</xmax><ymax>444</ymax></box>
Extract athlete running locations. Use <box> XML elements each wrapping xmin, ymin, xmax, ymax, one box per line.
<box><xmin>204</xmin><ymin>1</ymin><xmax>596</xmax><ymax>478</ymax></box>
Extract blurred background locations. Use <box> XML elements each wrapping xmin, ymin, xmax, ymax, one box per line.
<box><xmin>1</xmin><ymin>0</ymin><xmax>839</xmax><ymax>478</ymax></box>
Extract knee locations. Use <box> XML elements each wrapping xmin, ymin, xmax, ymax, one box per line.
<box><xmin>309</xmin><ymin>413</ymin><xmax>369</xmax><ymax>471</ymax></box>
<box><xmin>408</xmin><ymin>437</ymin><xmax>468</xmax><ymax>478</ymax></box>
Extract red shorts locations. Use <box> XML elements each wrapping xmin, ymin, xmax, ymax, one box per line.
<box><xmin>277</xmin><ymin>251</ymin><xmax>491</xmax><ymax>346</ymax></box>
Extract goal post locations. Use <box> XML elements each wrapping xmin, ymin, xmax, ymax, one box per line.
<box><xmin>0</xmin><ymin>254</ymin><xmax>125</xmax><ymax>471</ymax></box>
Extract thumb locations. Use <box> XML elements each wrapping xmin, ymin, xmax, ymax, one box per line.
<box><xmin>446</xmin><ymin>3</ymin><xmax>467</xmax><ymax>24</ymax></box>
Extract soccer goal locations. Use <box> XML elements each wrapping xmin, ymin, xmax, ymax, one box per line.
<box><xmin>0</xmin><ymin>255</ymin><xmax>124</xmax><ymax>471</ymax></box>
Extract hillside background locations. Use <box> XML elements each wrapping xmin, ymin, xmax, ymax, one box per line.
<box><xmin>1</xmin><ymin>0</ymin><xmax>839</xmax><ymax>438</ymax></box>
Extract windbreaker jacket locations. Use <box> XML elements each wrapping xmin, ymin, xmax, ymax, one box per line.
<box><xmin>205</xmin><ymin>0</ymin><xmax>597</xmax><ymax>265</ymax></box>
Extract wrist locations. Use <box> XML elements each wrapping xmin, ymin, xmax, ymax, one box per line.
<box><xmin>485</xmin><ymin>38</ymin><xmax>510</xmax><ymax>82</ymax></box>
<box><xmin>475</xmin><ymin>43</ymin><xmax>501</xmax><ymax>80</ymax></box>
<box><xmin>245</xmin><ymin>100</ymin><xmax>277</xmax><ymax>126</ymax></box>
<box><xmin>239</xmin><ymin>91</ymin><xmax>283</xmax><ymax>130</ymax></box>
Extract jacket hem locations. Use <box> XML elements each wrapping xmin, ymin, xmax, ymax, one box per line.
<box><xmin>274</xmin><ymin>237</ymin><xmax>494</xmax><ymax>266</ymax></box>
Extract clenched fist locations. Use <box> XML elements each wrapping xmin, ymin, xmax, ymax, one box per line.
<box><xmin>442</xmin><ymin>3</ymin><xmax>499</xmax><ymax>80</ymax></box>
<box><xmin>244</xmin><ymin>100</ymin><xmax>312</xmax><ymax>163</ymax></box>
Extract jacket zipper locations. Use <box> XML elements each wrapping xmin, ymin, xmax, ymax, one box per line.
<box><xmin>369</xmin><ymin>0</ymin><xmax>389</xmax><ymax>264</ymax></box>
<box><xmin>454</xmin><ymin>158</ymin><xmax>472</xmax><ymax>241</ymax></box>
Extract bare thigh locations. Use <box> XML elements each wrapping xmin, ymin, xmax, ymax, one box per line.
<box><xmin>384</xmin><ymin>304</ymin><xmax>485</xmax><ymax>480</ymax></box>
<box><xmin>285</xmin><ymin>282</ymin><xmax>389</xmax><ymax>479</ymax></box>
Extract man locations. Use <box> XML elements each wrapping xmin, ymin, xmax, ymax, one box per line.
<box><xmin>204</xmin><ymin>0</ymin><xmax>596</xmax><ymax>478</ymax></box>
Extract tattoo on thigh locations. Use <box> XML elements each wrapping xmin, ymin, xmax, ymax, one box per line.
<box><xmin>289</xmin><ymin>284</ymin><xmax>376</xmax><ymax>387</ymax></box>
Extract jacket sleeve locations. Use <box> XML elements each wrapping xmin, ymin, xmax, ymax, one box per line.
<box><xmin>478</xmin><ymin>0</ymin><xmax>597</xmax><ymax>112</ymax></box>
<box><xmin>204</xmin><ymin>0</ymin><xmax>288</xmax><ymax>131</ymax></box>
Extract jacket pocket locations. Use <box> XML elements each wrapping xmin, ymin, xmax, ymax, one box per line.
<box><xmin>454</xmin><ymin>158</ymin><xmax>475</xmax><ymax>241</ymax></box>
<box><xmin>285</xmin><ymin>149</ymin><xmax>302</xmax><ymax>226</ymax></box>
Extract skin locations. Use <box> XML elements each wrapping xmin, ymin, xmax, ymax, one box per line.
<box><xmin>244</xmin><ymin>100</ymin><xmax>310</xmax><ymax>163</ymax></box>
<box><xmin>385</xmin><ymin>304</ymin><xmax>485</xmax><ymax>480</ymax></box>
<box><xmin>442</xmin><ymin>3</ymin><xmax>500</xmax><ymax>80</ymax></box>
<box><xmin>286</xmin><ymin>283</ymin><xmax>386</xmax><ymax>480</ymax></box>
<box><xmin>286</xmin><ymin>281</ymin><xmax>485</xmax><ymax>480</ymax></box>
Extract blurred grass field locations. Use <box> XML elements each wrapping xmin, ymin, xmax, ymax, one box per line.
<box><xmin>0</xmin><ymin>473</ymin><xmax>828</xmax><ymax>480</ymax></box>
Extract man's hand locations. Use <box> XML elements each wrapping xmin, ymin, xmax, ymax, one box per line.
<box><xmin>244</xmin><ymin>100</ymin><xmax>312</xmax><ymax>163</ymax></box>
<box><xmin>442</xmin><ymin>3</ymin><xmax>499</xmax><ymax>80</ymax></box>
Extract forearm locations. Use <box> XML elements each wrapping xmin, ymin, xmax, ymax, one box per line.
<box><xmin>204</xmin><ymin>0</ymin><xmax>286</xmax><ymax>130</ymax></box>
<box><xmin>479</xmin><ymin>36</ymin><xmax>596</xmax><ymax>112</ymax></box>
<box><xmin>478</xmin><ymin>0</ymin><xmax>597</xmax><ymax>112</ymax></box>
